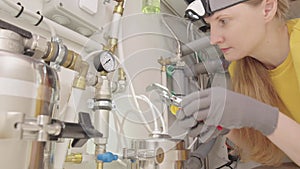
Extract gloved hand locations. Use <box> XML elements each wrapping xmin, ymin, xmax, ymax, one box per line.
<box><xmin>185</xmin><ymin>138</ymin><xmax>217</xmax><ymax>169</ymax></box>
<box><xmin>177</xmin><ymin>87</ymin><xmax>279</xmax><ymax>142</ymax></box>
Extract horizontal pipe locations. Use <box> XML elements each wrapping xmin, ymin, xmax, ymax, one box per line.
<box><xmin>0</xmin><ymin>0</ymin><xmax>100</xmax><ymax>52</ymax></box>
<box><xmin>181</xmin><ymin>36</ymin><xmax>211</xmax><ymax>56</ymax></box>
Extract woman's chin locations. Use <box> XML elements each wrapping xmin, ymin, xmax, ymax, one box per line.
<box><xmin>224</xmin><ymin>53</ymin><xmax>242</xmax><ymax>62</ymax></box>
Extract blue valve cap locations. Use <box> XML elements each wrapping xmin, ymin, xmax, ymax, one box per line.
<box><xmin>97</xmin><ymin>152</ymin><xmax>118</xmax><ymax>163</ymax></box>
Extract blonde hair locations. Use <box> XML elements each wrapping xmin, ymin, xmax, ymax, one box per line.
<box><xmin>231</xmin><ymin>0</ymin><xmax>290</xmax><ymax>166</ymax></box>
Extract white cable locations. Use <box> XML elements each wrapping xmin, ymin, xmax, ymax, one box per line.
<box><xmin>107</xmin><ymin>54</ymin><xmax>153</xmax><ymax>133</ymax></box>
<box><xmin>187</xmin><ymin>21</ymin><xmax>192</xmax><ymax>42</ymax></box>
<box><xmin>114</xmin><ymin>94</ymin><xmax>153</xmax><ymax>133</ymax></box>
<box><xmin>83</xmin><ymin>50</ymin><xmax>102</xmax><ymax>61</ymax></box>
<box><xmin>44</xmin><ymin>19</ymin><xmax>57</xmax><ymax>37</ymax></box>
<box><xmin>161</xmin><ymin>14</ymin><xmax>183</xmax><ymax>59</ymax></box>
<box><xmin>112</xmin><ymin>109</ymin><xmax>122</xmax><ymax>152</ymax></box>
<box><xmin>117</xmin><ymin>22</ymin><xmax>125</xmax><ymax>64</ymax></box>
<box><xmin>188</xmin><ymin>137</ymin><xmax>198</xmax><ymax>150</ymax></box>
<box><xmin>113</xmin><ymin>55</ymin><xmax>153</xmax><ymax>132</ymax></box>
<box><xmin>161</xmin><ymin>67</ymin><xmax>168</xmax><ymax>133</ymax></box>
<box><xmin>140</xmin><ymin>95</ymin><xmax>167</xmax><ymax>134</ymax></box>
<box><xmin>111</xmin><ymin>109</ymin><xmax>128</xmax><ymax>151</ymax></box>
<box><xmin>114</xmin><ymin>94</ymin><xmax>167</xmax><ymax>134</ymax></box>
<box><xmin>116</xmin><ymin>159</ymin><xmax>127</xmax><ymax>167</ymax></box>
<box><xmin>139</xmin><ymin>95</ymin><xmax>158</xmax><ymax>132</ymax></box>
<box><xmin>84</xmin><ymin>50</ymin><xmax>152</xmax><ymax>133</ymax></box>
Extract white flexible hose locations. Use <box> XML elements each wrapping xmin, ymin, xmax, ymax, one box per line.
<box><xmin>84</xmin><ymin>50</ymin><xmax>153</xmax><ymax>133</ymax></box>
<box><xmin>114</xmin><ymin>94</ymin><xmax>167</xmax><ymax>134</ymax></box>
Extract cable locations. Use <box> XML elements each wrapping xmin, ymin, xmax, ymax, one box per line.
<box><xmin>84</xmin><ymin>49</ymin><xmax>153</xmax><ymax>133</ymax></box>
<box><xmin>141</xmin><ymin>95</ymin><xmax>167</xmax><ymax>134</ymax></box>
<box><xmin>116</xmin><ymin>159</ymin><xmax>127</xmax><ymax>167</ymax></box>
<box><xmin>215</xmin><ymin>152</ymin><xmax>239</xmax><ymax>169</ymax></box>
<box><xmin>216</xmin><ymin>161</ymin><xmax>234</xmax><ymax>169</ymax></box>
<box><xmin>187</xmin><ymin>137</ymin><xmax>198</xmax><ymax>150</ymax></box>
<box><xmin>114</xmin><ymin>94</ymin><xmax>167</xmax><ymax>134</ymax></box>
<box><xmin>140</xmin><ymin>95</ymin><xmax>158</xmax><ymax>132</ymax></box>
<box><xmin>160</xmin><ymin>14</ymin><xmax>182</xmax><ymax>59</ymax></box>
<box><xmin>111</xmin><ymin>109</ymin><xmax>128</xmax><ymax>152</ymax></box>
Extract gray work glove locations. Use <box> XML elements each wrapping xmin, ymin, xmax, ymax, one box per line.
<box><xmin>177</xmin><ymin>87</ymin><xmax>279</xmax><ymax>143</ymax></box>
<box><xmin>185</xmin><ymin>138</ymin><xmax>217</xmax><ymax>169</ymax></box>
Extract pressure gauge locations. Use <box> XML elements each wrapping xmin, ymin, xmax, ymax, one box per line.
<box><xmin>93</xmin><ymin>50</ymin><xmax>116</xmax><ymax>73</ymax></box>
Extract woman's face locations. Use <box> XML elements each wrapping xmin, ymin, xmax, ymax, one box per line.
<box><xmin>204</xmin><ymin>2</ymin><xmax>267</xmax><ymax>61</ymax></box>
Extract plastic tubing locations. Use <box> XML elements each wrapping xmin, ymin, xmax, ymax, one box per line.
<box><xmin>161</xmin><ymin>14</ymin><xmax>182</xmax><ymax>59</ymax></box>
<box><xmin>114</xmin><ymin>94</ymin><xmax>167</xmax><ymax>134</ymax></box>
<box><xmin>84</xmin><ymin>50</ymin><xmax>153</xmax><ymax>133</ymax></box>
<box><xmin>111</xmin><ymin>109</ymin><xmax>127</xmax><ymax>150</ymax></box>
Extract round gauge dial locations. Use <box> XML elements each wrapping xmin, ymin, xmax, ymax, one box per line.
<box><xmin>94</xmin><ymin>51</ymin><xmax>116</xmax><ymax>72</ymax></box>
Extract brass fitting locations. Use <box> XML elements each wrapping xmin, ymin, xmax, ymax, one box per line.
<box><xmin>113</xmin><ymin>1</ymin><xmax>124</xmax><ymax>15</ymax></box>
<box><xmin>118</xmin><ymin>68</ymin><xmax>126</xmax><ymax>80</ymax></box>
<box><xmin>103</xmin><ymin>38</ymin><xmax>118</xmax><ymax>54</ymax></box>
<box><xmin>72</xmin><ymin>58</ymin><xmax>89</xmax><ymax>90</ymax></box>
<box><xmin>97</xmin><ymin>161</ymin><xmax>103</xmax><ymax>169</ymax></box>
<box><xmin>158</xmin><ymin>57</ymin><xmax>172</xmax><ymax>66</ymax></box>
<box><xmin>100</xmin><ymin>71</ymin><xmax>108</xmax><ymax>76</ymax></box>
<box><xmin>43</xmin><ymin>42</ymin><xmax>58</xmax><ymax>62</ymax></box>
<box><xmin>63</xmin><ymin>50</ymin><xmax>80</xmax><ymax>69</ymax></box>
<box><xmin>32</xmin><ymin>38</ymin><xmax>89</xmax><ymax>90</ymax></box>
<box><xmin>65</xmin><ymin>153</ymin><xmax>83</xmax><ymax>164</ymax></box>
<box><xmin>161</xmin><ymin>64</ymin><xmax>166</xmax><ymax>72</ymax></box>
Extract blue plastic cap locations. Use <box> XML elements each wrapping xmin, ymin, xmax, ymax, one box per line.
<box><xmin>97</xmin><ymin>152</ymin><xmax>118</xmax><ymax>163</ymax></box>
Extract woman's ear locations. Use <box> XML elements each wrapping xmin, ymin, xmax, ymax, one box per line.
<box><xmin>263</xmin><ymin>0</ymin><xmax>278</xmax><ymax>22</ymax></box>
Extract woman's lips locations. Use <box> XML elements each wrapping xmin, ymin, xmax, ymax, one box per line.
<box><xmin>220</xmin><ymin>47</ymin><xmax>231</xmax><ymax>54</ymax></box>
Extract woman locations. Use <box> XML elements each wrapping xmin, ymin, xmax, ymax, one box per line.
<box><xmin>177</xmin><ymin>0</ymin><xmax>300</xmax><ymax>167</ymax></box>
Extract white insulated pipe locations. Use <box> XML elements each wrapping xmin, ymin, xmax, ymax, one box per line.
<box><xmin>0</xmin><ymin>0</ymin><xmax>101</xmax><ymax>52</ymax></box>
<box><xmin>181</xmin><ymin>36</ymin><xmax>211</xmax><ymax>56</ymax></box>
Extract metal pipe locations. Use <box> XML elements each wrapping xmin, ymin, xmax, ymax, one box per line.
<box><xmin>95</xmin><ymin>144</ymin><xmax>106</xmax><ymax>169</ymax></box>
<box><xmin>29</xmin><ymin>142</ymin><xmax>47</xmax><ymax>169</ymax></box>
<box><xmin>181</xmin><ymin>36</ymin><xmax>211</xmax><ymax>56</ymax></box>
<box><xmin>92</xmin><ymin>2</ymin><xmax>125</xmax><ymax>169</ymax></box>
<box><xmin>160</xmin><ymin>60</ymin><xmax>169</xmax><ymax>134</ymax></box>
<box><xmin>24</xmin><ymin>34</ymin><xmax>89</xmax><ymax>89</ymax></box>
<box><xmin>104</xmin><ymin>0</ymin><xmax>125</xmax><ymax>53</ymax></box>
<box><xmin>192</xmin><ymin>58</ymin><xmax>230</xmax><ymax>75</ymax></box>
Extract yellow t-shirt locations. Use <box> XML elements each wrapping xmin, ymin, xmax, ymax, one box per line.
<box><xmin>269</xmin><ymin>51</ymin><xmax>300</xmax><ymax>122</ymax></box>
<box><xmin>269</xmin><ymin>19</ymin><xmax>300</xmax><ymax>122</ymax></box>
<box><xmin>228</xmin><ymin>19</ymin><xmax>300</xmax><ymax>123</ymax></box>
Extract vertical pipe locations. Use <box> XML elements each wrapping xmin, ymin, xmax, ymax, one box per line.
<box><xmin>93</xmin><ymin>75</ymin><xmax>112</xmax><ymax>169</ymax></box>
<box><xmin>161</xmin><ymin>64</ymin><xmax>168</xmax><ymax>133</ymax></box>
<box><xmin>94</xmin><ymin>109</ymin><xmax>110</xmax><ymax>145</ymax></box>
<box><xmin>29</xmin><ymin>142</ymin><xmax>46</xmax><ymax>169</ymax></box>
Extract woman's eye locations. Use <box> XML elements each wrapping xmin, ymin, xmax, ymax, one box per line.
<box><xmin>219</xmin><ymin>18</ymin><xmax>228</xmax><ymax>26</ymax></box>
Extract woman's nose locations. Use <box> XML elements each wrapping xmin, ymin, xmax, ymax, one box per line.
<box><xmin>209</xmin><ymin>28</ymin><xmax>224</xmax><ymax>45</ymax></box>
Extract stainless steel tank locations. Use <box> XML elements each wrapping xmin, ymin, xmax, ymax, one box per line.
<box><xmin>0</xmin><ymin>49</ymin><xmax>59</xmax><ymax>169</ymax></box>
